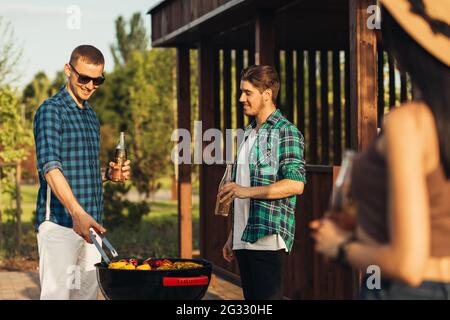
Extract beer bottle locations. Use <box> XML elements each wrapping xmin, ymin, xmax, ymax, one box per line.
<box><xmin>214</xmin><ymin>164</ymin><xmax>233</xmax><ymax>217</ymax></box>
<box><xmin>329</xmin><ymin>150</ymin><xmax>357</xmax><ymax>230</ymax></box>
<box><xmin>111</xmin><ymin>132</ymin><xmax>127</xmax><ymax>182</ymax></box>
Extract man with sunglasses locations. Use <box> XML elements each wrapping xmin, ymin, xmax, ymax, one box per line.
<box><xmin>33</xmin><ymin>45</ymin><xmax>130</xmax><ymax>299</ymax></box>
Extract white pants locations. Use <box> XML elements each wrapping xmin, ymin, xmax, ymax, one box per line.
<box><xmin>37</xmin><ymin>221</ymin><xmax>101</xmax><ymax>300</ymax></box>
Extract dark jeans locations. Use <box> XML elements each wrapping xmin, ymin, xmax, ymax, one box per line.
<box><xmin>360</xmin><ymin>276</ymin><xmax>450</xmax><ymax>300</ymax></box>
<box><xmin>234</xmin><ymin>249</ymin><xmax>286</xmax><ymax>300</ymax></box>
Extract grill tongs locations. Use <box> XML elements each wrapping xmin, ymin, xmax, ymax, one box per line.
<box><xmin>89</xmin><ymin>228</ymin><xmax>118</xmax><ymax>264</ymax></box>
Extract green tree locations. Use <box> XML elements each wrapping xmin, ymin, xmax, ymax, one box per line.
<box><xmin>95</xmin><ymin>49</ymin><xmax>176</xmax><ymax>196</ymax></box>
<box><xmin>22</xmin><ymin>71</ymin><xmax>67</xmax><ymax>122</ymax></box>
<box><xmin>110</xmin><ymin>13</ymin><xmax>149</xmax><ymax>66</ymax></box>
<box><xmin>22</xmin><ymin>72</ymin><xmax>51</xmax><ymax>121</ymax></box>
<box><xmin>126</xmin><ymin>49</ymin><xmax>176</xmax><ymax>196</ymax></box>
<box><xmin>0</xmin><ymin>86</ymin><xmax>31</xmax><ymax>176</ymax></box>
<box><xmin>0</xmin><ymin>86</ymin><xmax>32</xmax><ymax>250</ymax></box>
<box><xmin>93</xmin><ymin>11</ymin><xmax>175</xmax><ymax>197</ymax></box>
<box><xmin>50</xmin><ymin>71</ymin><xmax>67</xmax><ymax>93</ymax></box>
<box><xmin>0</xmin><ymin>17</ymin><xmax>23</xmax><ymax>86</ymax></box>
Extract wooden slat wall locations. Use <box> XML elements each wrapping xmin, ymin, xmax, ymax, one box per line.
<box><xmin>275</xmin><ymin>51</ymin><xmax>281</xmax><ymax>108</ymax></box>
<box><xmin>377</xmin><ymin>50</ymin><xmax>385</xmax><ymax>127</ymax></box>
<box><xmin>196</xmin><ymin>46</ymin><xmax>411</xmax><ymax>165</ymax></box>
<box><xmin>308</xmin><ymin>50</ymin><xmax>318</xmax><ymax>163</ymax></box>
<box><xmin>320</xmin><ymin>50</ymin><xmax>329</xmax><ymax>165</ymax></box>
<box><xmin>377</xmin><ymin>49</ymin><xmax>413</xmax><ymax>127</ymax></box>
<box><xmin>224</xmin><ymin>48</ymin><xmax>358</xmax><ymax>165</ymax></box>
<box><xmin>223</xmin><ymin>49</ymin><xmax>232</xmax><ymax>162</ymax></box>
<box><xmin>285</xmin><ymin>50</ymin><xmax>294</xmax><ymax>123</ymax></box>
<box><xmin>197</xmin><ymin>44</ymin><xmax>413</xmax><ymax>299</ymax></box>
<box><xmin>235</xmin><ymin>50</ymin><xmax>244</xmax><ymax>130</ymax></box>
<box><xmin>248</xmin><ymin>48</ymin><xmax>255</xmax><ymax>66</ymax></box>
<box><xmin>332</xmin><ymin>50</ymin><xmax>342</xmax><ymax>165</ymax></box>
<box><xmin>344</xmin><ymin>50</ymin><xmax>351</xmax><ymax>150</ymax></box>
<box><xmin>296</xmin><ymin>51</ymin><xmax>306</xmax><ymax>136</ymax></box>
<box><xmin>388</xmin><ymin>55</ymin><xmax>396</xmax><ymax>110</ymax></box>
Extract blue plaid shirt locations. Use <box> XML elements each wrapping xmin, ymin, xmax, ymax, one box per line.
<box><xmin>33</xmin><ymin>86</ymin><xmax>103</xmax><ymax>229</ymax></box>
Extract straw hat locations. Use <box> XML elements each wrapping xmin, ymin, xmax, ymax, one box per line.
<box><xmin>379</xmin><ymin>0</ymin><xmax>450</xmax><ymax>67</ymax></box>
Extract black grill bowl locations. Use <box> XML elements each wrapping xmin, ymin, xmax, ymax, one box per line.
<box><xmin>95</xmin><ymin>258</ymin><xmax>212</xmax><ymax>300</ymax></box>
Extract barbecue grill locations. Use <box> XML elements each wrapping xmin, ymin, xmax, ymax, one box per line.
<box><xmin>90</xmin><ymin>229</ymin><xmax>212</xmax><ymax>300</ymax></box>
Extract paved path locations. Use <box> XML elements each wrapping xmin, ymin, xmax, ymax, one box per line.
<box><xmin>0</xmin><ymin>271</ymin><xmax>243</xmax><ymax>300</ymax></box>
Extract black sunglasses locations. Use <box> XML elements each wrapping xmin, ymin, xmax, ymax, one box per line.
<box><xmin>69</xmin><ymin>63</ymin><xmax>105</xmax><ymax>86</ymax></box>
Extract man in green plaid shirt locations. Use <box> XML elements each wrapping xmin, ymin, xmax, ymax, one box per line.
<box><xmin>219</xmin><ymin>65</ymin><xmax>305</xmax><ymax>300</ymax></box>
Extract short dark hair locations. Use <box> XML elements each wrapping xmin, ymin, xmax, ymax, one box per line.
<box><xmin>241</xmin><ymin>65</ymin><xmax>280</xmax><ymax>103</ymax></box>
<box><xmin>69</xmin><ymin>45</ymin><xmax>105</xmax><ymax>66</ymax></box>
<box><xmin>381</xmin><ymin>6</ymin><xmax>450</xmax><ymax>178</ymax></box>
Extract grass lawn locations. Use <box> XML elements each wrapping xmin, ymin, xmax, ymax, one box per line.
<box><xmin>0</xmin><ymin>180</ymin><xmax>200</xmax><ymax>268</ymax></box>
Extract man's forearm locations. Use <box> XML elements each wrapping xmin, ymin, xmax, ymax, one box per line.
<box><xmin>44</xmin><ymin>169</ymin><xmax>83</xmax><ymax>215</ymax></box>
<box><xmin>246</xmin><ymin>179</ymin><xmax>304</xmax><ymax>200</ymax></box>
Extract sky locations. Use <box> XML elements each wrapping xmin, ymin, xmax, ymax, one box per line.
<box><xmin>0</xmin><ymin>0</ymin><xmax>161</xmax><ymax>89</ymax></box>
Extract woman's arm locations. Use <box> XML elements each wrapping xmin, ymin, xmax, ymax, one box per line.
<box><xmin>312</xmin><ymin>106</ymin><xmax>431</xmax><ymax>287</ymax></box>
<box><xmin>349</xmin><ymin>107</ymin><xmax>430</xmax><ymax>286</ymax></box>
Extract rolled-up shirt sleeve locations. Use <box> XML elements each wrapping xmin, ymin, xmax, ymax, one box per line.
<box><xmin>34</xmin><ymin>103</ymin><xmax>63</xmax><ymax>177</ymax></box>
<box><xmin>279</xmin><ymin>126</ymin><xmax>306</xmax><ymax>183</ymax></box>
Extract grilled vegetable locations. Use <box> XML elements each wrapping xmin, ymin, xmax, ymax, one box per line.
<box><xmin>108</xmin><ymin>261</ymin><xmax>131</xmax><ymax>270</ymax></box>
<box><xmin>136</xmin><ymin>264</ymin><xmax>152</xmax><ymax>271</ymax></box>
<box><xmin>107</xmin><ymin>258</ymin><xmax>202</xmax><ymax>271</ymax></box>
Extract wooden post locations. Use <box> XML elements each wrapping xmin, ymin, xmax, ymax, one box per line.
<box><xmin>15</xmin><ymin>162</ymin><xmax>22</xmax><ymax>248</ymax></box>
<box><xmin>176</xmin><ymin>47</ymin><xmax>192</xmax><ymax>259</ymax></box>
<box><xmin>223</xmin><ymin>49</ymin><xmax>232</xmax><ymax>162</ymax></box>
<box><xmin>198</xmin><ymin>41</ymin><xmax>219</xmax><ymax>257</ymax></box>
<box><xmin>349</xmin><ymin>0</ymin><xmax>378</xmax><ymax>152</ymax></box>
<box><xmin>348</xmin><ymin>0</ymin><xmax>378</xmax><ymax>297</ymax></box>
<box><xmin>255</xmin><ymin>11</ymin><xmax>275</xmax><ymax>66</ymax></box>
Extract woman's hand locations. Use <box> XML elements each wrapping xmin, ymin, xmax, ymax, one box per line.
<box><xmin>309</xmin><ymin>216</ymin><xmax>353</xmax><ymax>259</ymax></box>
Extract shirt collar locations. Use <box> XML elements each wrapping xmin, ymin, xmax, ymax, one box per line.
<box><xmin>244</xmin><ymin>108</ymin><xmax>282</xmax><ymax>135</ymax></box>
<box><xmin>59</xmin><ymin>85</ymin><xmax>91</xmax><ymax>111</ymax></box>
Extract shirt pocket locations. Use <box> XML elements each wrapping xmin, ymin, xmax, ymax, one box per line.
<box><xmin>256</xmin><ymin>146</ymin><xmax>279</xmax><ymax>177</ymax></box>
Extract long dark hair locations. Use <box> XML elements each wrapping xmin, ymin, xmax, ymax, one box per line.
<box><xmin>381</xmin><ymin>6</ymin><xmax>450</xmax><ymax>178</ymax></box>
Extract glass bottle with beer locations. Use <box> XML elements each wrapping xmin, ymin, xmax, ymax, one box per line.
<box><xmin>214</xmin><ymin>164</ymin><xmax>233</xmax><ymax>217</ymax></box>
<box><xmin>110</xmin><ymin>131</ymin><xmax>127</xmax><ymax>183</ymax></box>
<box><xmin>328</xmin><ymin>150</ymin><xmax>357</xmax><ymax>231</ymax></box>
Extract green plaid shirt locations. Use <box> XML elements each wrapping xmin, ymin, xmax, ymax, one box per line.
<box><xmin>231</xmin><ymin>109</ymin><xmax>306</xmax><ymax>252</ymax></box>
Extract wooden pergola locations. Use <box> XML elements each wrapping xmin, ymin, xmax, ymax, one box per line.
<box><xmin>148</xmin><ymin>0</ymin><xmax>411</xmax><ymax>299</ymax></box>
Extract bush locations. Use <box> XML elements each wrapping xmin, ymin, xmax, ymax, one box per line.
<box><xmin>0</xmin><ymin>221</ymin><xmax>38</xmax><ymax>260</ymax></box>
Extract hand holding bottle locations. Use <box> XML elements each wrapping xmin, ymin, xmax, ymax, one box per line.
<box><xmin>110</xmin><ymin>131</ymin><xmax>129</xmax><ymax>182</ymax></box>
<box><xmin>215</xmin><ymin>164</ymin><xmax>233</xmax><ymax>217</ymax></box>
<box><xmin>109</xmin><ymin>159</ymin><xmax>131</xmax><ymax>181</ymax></box>
<box><xmin>328</xmin><ymin>150</ymin><xmax>357</xmax><ymax>231</ymax></box>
